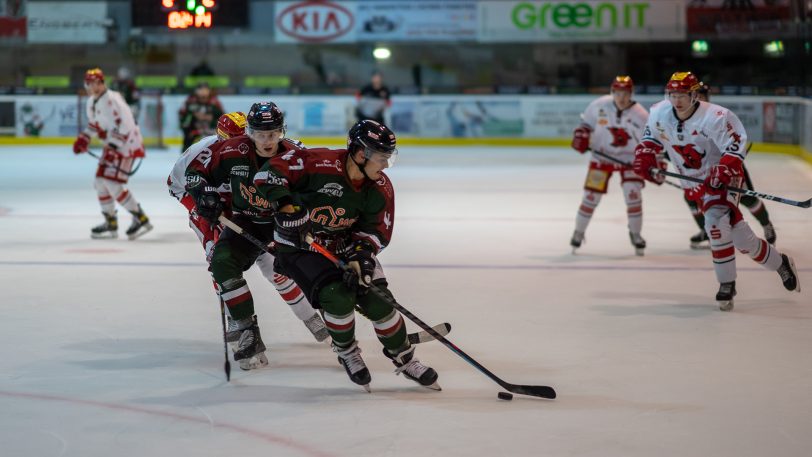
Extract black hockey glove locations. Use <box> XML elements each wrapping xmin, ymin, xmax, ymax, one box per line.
<box><xmin>192</xmin><ymin>185</ymin><xmax>224</xmax><ymax>224</ymax></box>
<box><xmin>342</xmin><ymin>240</ymin><xmax>377</xmax><ymax>293</ymax></box>
<box><xmin>273</xmin><ymin>206</ymin><xmax>312</xmax><ymax>250</ymax></box>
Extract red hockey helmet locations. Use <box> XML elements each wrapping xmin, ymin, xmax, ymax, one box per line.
<box><xmin>216</xmin><ymin>111</ymin><xmax>247</xmax><ymax>140</ymax></box>
<box><xmin>666</xmin><ymin>72</ymin><xmax>701</xmax><ymax>93</ymax></box>
<box><xmin>84</xmin><ymin>68</ymin><xmax>105</xmax><ymax>84</ymax></box>
<box><xmin>611</xmin><ymin>75</ymin><xmax>634</xmax><ymax>92</ymax></box>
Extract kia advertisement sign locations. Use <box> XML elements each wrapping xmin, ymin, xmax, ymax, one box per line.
<box><xmin>275</xmin><ymin>1</ymin><xmax>356</xmax><ymax>43</ymax></box>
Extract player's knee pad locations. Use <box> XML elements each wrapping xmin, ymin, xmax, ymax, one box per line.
<box><xmin>730</xmin><ymin>220</ymin><xmax>760</xmax><ymax>252</ymax></box>
<box><xmin>317</xmin><ymin>281</ymin><xmax>356</xmax><ymax>316</ymax></box>
<box><xmin>93</xmin><ymin>177</ymin><xmax>109</xmax><ymax>195</ymax></box>
<box><xmin>621</xmin><ymin>181</ymin><xmax>643</xmax><ymax>205</ymax></box>
<box><xmin>704</xmin><ymin>207</ymin><xmax>732</xmax><ymax>244</ymax></box>
<box><xmin>254</xmin><ymin>253</ymin><xmax>276</xmax><ymax>283</ymax></box>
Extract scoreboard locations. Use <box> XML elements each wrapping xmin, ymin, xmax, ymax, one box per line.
<box><xmin>131</xmin><ymin>0</ymin><xmax>249</xmax><ymax>29</ymax></box>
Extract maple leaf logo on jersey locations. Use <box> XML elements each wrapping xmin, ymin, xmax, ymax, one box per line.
<box><xmin>671</xmin><ymin>144</ymin><xmax>705</xmax><ymax>169</ymax></box>
<box><xmin>608</xmin><ymin>127</ymin><xmax>631</xmax><ymax>147</ymax></box>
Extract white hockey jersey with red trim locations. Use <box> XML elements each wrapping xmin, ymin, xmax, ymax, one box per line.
<box><xmin>167</xmin><ymin>134</ymin><xmax>220</xmax><ymax>200</ymax></box>
<box><xmin>641</xmin><ymin>100</ymin><xmax>748</xmax><ymax>188</ymax></box>
<box><xmin>84</xmin><ymin>89</ymin><xmax>144</xmax><ymax>157</ymax></box>
<box><xmin>581</xmin><ymin>95</ymin><xmax>649</xmax><ymax>164</ymax></box>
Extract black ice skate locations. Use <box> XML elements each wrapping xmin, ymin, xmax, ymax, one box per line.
<box><xmin>629</xmin><ymin>231</ymin><xmax>646</xmax><ymax>256</ymax></box>
<box><xmin>385</xmin><ymin>346</ymin><xmax>440</xmax><ymax>391</ymax></box>
<box><xmin>690</xmin><ymin>230</ymin><xmax>710</xmax><ymax>250</ymax></box>
<box><xmin>763</xmin><ymin>222</ymin><xmax>777</xmax><ymax>245</ymax></box>
<box><xmin>91</xmin><ymin>212</ymin><xmax>118</xmax><ymax>239</ymax></box>
<box><xmin>777</xmin><ymin>254</ymin><xmax>801</xmax><ymax>293</ymax></box>
<box><xmin>303</xmin><ymin>312</ymin><xmax>330</xmax><ymax>343</ymax></box>
<box><xmin>334</xmin><ymin>341</ymin><xmax>371</xmax><ymax>392</ymax></box>
<box><xmin>232</xmin><ymin>315</ymin><xmax>268</xmax><ymax>370</ymax></box>
<box><xmin>570</xmin><ymin>230</ymin><xmax>585</xmax><ymax>254</ymax></box>
<box><xmin>716</xmin><ymin>281</ymin><xmax>737</xmax><ymax>312</ymax></box>
<box><xmin>126</xmin><ymin>205</ymin><xmax>153</xmax><ymax>240</ymax></box>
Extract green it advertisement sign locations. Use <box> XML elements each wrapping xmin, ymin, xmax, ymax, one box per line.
<box><xmin>478</xmin><ymin>1</ymin><xmax>686</xmax><ymax>42</ymax></box>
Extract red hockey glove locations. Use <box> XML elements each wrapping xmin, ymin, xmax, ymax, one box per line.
<box><xmin>706</xmin><ymin>155</ymin><xmax>743</xmax><ymax>190</ymax></box>
<box><xmin>571</xmin><ymin>126</ymin><xmax>591</xmax><ymax>153</ymax></box>
<box><xmin>73</xmin><ymin>133</ymin><xmax>90</xmax><ymax>154</ymax></box>
<box><xmin>684</xmin><ymin>185</ymin><xmax>705</xmax><ymax>203</ymax></box>
<box><xmin>633</xmin><ymin>143</ymin><xmax>665</xmax><ymax>184</ymax></box>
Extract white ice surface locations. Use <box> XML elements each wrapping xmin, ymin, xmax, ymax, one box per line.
<box><xmin>0</xmin><ymin>146</ymin><xmax>810</xmax><ymax>457</ymax></box>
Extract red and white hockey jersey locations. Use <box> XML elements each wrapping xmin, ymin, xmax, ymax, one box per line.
<box><xmin>641</xmin><ymin>100</ymin><xmax>748</xmax><ymax>188</ymax></box>
<box><xmin>167</xmin><ymin>134</ymin><xmax>221</xmax><ymax>200</ymax></box>
<box><xmin>84</xmin><ymin>89</ymin><xmax>144</xmax><ymax>158</ymax></box>
<box><xmin>581</xmin><ymin>95</ymin><xmax>649</xmax><ymax>164</ymax></box>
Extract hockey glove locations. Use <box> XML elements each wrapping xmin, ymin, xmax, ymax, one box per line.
<box><xmin>706</xmin><ymin>155</ymin><xmax>743</xmax><ymax>190</ymax></box>
<box><xmin>571</xmin><ymin>126</ymin><xmax>591</xmax><ymax>153</ymax></box>
<box><xmin>73</xmin><ymin>133</ymin><xmax>90</xmax><ymax>154</ymax></box>
<box><xmin>633</xmin><ymin>143</ymin><xmax>665</xmax><ymax>184</ymax></box>
<box><xmin>273</xmin><ymin>206</ymin><xmax>312</xmax><ymax>250</ymax></box>
<box><xmin>684</xmin><ymin>185</ymin><xmax>705</xmax><ymax>204</ymax></box>
<box><xmin>189</xmin><ymin>183</ymin><xmax>224</xmax><ymax>224</ymax></box>
<box><xmin>342</xmin><ymin>240</ymin><xmax>377</xmax><ymax>293</ymax></box>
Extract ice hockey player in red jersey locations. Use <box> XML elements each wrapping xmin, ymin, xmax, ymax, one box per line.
<box><xmin>168</xmin><ymin>111</ymin><xmax>329</xmax><ymax>363</ymax></box>
<box><xmin>253</xmin><ymin>120</ymin><xmax>439</xmax><ymax>392</ymax></box>
<box><xmin>570</xmin><ymin>76</ymin><xmax>652</xmax><ymax>255</ymax></box>
<box><xmin>682</xmin><ymin>83</ymin><xmax>777</xmax><ymax>249</ymax></box>
<box><xmin>183</xmin><ymin>102</ymin><xmax>328</xmax><ymax>370</ymax></box>
<box><xmin>633</xmin><ymin>72</ymin><xmax>800</xmax><ymax>310</ymax></box>
<box><xmin>73</xmin><ymin>68</ymin><xmax>152</xmax><ymax>240</ymax></box>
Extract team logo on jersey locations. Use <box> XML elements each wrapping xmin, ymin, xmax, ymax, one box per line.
<box><xmin>239</xmin><ymin>182</ymin><xmax>271</xmax><ymax>209</ymax></box>
<box><xmin>383</xmin><ymin>211</ymin><xmax>392</xmax><ymax>230</ymax></box>
<box><xmin>310</xmin><ymin>206</ymin><xmax>356</xmax><ymax>230</ymax></box>
<box><xmin>608</xmin><ymin>127</ymin><xmax>631</xmax><ymax>147</ymax></box>
<box><xmin>671</xmin><ymin>144</ymin><xmax>705</xmax><ymax>169</ymax></box>
<box><xmin>315</xmin><ymin>159</ymin><xmax>342</xmax><ymax>172</ymax></box>
<box><xmin>230</xmin><ymin>165</ymin><xmax>249</xmax><ymax>178</ymax></box>
<box><xmin>317</xmin><ymin>182</ymin><xmax>344</xmax><ymax>197</ymax></box>
<box><xmin>238</xmin><ymin>143</ymin><xmax>249</xmax><ymax>155</ymax></box>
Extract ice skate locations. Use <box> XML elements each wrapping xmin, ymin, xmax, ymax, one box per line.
<box><xmin>303</xmin><ymin>312</ymin><xmax>330</xmax><ymax>343</ymax></box>
<box><xmin>126</xmin><ymin>206</ymin><xmax>153</xmax><ymax>240</ymax></box>
<box><xmin>570</xmin><ymin>230</ymin><xmax>585</xmax><ymax>254</ymax></box>
<box><xmin>763</xmin><ymin>222</ymin><xmax>777</xmax><ymax>245</ymax></box>
<box><xmin>690</xmin><ymin>230</ymin><xmax>709</xmax><ymax>250</ymax></box>
<box><xmin>334</xmin><ymin>341</ymin><xmax>371</xmax><ymax>392</ymax></box>
<box><xmin>629</xmin><ymin>231</ymin><xmax>646</xmax><ymax>256</ymax></box>
<box><xmin>385</xmin><ymin>346</ymin><xmax>440</xmax><ymax>391</ymax></box>
<box><xmin>91</xmin><ymin>212</ymin><xmax>118</xmax><ymax>239</ymax></box>
<box><xmin>716</xmin><ymin>281</ymin><xmax>736</xmax><ymax>311</ymax></box>
<box><xmin>777</xmin><ymin>254</ymin><xmax>800</xmax><ymax>292</ymax></box>
<box><xmin>232</xmin><ymin>316</ymin><xmax>268</xmax><ymax>370</ymax></box>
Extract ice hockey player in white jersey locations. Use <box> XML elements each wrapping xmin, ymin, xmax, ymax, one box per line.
<box><xmin>570</xmin><ymin>76</ymin><xmax>651</xmax><ymax>255</ymax></box>
<box><xmin>167</xmin><ymin>111</ymin><xmax>329</xmax><ymax>369</ymax></box>
<box><xmin>633</xmin><ymin>71</ymin><xmax>800</xmax><ymax>310</ymax></box>
<box><xmin>681</xmin><ymin>83</ymin><xmax>777</xmax><ymax>249</ymax></box>
<box><xmin>73</xmin><ymin>68</ymin><xmax>152</xmax><ymax>240</ymax></box>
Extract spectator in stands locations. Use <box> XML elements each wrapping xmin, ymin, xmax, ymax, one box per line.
<box><xmin>178</xmin><ymin>82</ymin><xmax>224</xmax><ymax>153</ymax></box>
<box><xmin>355</xmin><ymin>71</ymin><xmax>391</xmax><ymax>125</ymax></box>
<box><xmin>111</xmin><ymin>67</ymin><xmax>141</xmax><ymax>122</ymax></box>
<box><xmin>190</xmin><ymin>59</ymin><xmax>215</xmax><ymax>77</ymax></box>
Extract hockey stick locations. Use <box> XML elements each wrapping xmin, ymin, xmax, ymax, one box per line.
<box><xmin>588</xmin><ymin>149</ymin><xmax>683</xmax><ymax>190</ymax></box>
<box><xmin>303</xmin><ymin>235</ymin><xmax>556</xmax><ymax>400</ymax></box>
<box><xmin>86</xmin><ymin>149</ymin><xmax>144</xmax><ymax>176</ymax></box>
<box><xmin>650</xmin><ymin>168</ymin><xmax>812</xmax><ymax>209</ymax></box>
<box><xmin>216</xmin><ymin>215</ymin><xmax>453</xmax><ymax>346</ymax></box>
<box><xmin>218</xmin><ymin>296</ymin><xmax>231</xmax><ymax>382</ymax></box>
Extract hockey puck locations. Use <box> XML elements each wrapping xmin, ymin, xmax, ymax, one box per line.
<box><xmin>497</xmin><ymin>391</ymin><xmax>513</xmax><ymax>401</ymax></box>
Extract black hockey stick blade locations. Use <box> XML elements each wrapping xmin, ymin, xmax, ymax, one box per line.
<box><xmin>408</xmin><ymin>323</ymin><xmax>451</xmax><ymax>344</ymax></box>
<box><xmin>225</xmin><ymin>360</ymin><xmax>231</xmax><ymax>382</ymax></box>
<box><xmin>503</xmin><ymin>383</ymin><xmax>557</xmax><ymax>399</ymax></box>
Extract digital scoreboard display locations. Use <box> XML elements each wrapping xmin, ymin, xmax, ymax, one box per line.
<box><xmin>131</xmin><ymin>0</ymin><xmax>249</xmax><ymax>29</ymax></box>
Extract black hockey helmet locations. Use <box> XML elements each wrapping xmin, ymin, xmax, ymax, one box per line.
<box><xmin>347</xmin><ymin>119</ymin><xmax>397</xmax><ymax>157</ymax></box>
<box><xmin>246</xmin><ymin>102</ymin><xmax>285</xmax><ymax>133</ymax></box>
